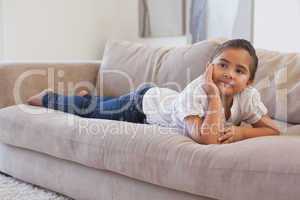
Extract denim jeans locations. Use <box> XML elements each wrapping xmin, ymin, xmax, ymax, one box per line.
<box><xmin>42</xmin><ymin>83</ymin><xmax>155</xmax><ymax>124</ymax></box>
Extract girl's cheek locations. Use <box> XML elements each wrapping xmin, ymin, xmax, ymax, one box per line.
<box><xmin>239</xmin><ymin>75</ymin><xmax>250</xmax><ymax>82</ymax></box>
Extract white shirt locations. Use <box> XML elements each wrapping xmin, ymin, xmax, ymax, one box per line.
<box><xmin>142</xmin><ymin>75</ymin><xmax>268</xmax><ymax>130</ymax></box>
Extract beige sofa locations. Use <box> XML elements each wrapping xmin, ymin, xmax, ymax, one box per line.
<box><xmin>0</xmin><ymin>40</ymin><xmax>300</xmax><ymax>200</ymax></box>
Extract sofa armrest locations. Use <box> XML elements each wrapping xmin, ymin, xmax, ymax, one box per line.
<box><xmin>0</xmin><ymin>61</ymin><xmax>101</xmax><ymax>109</ymax></box>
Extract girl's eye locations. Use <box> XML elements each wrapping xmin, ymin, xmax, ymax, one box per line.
<box><xmin>219</xmin><ymin>63</ymin><xmax>227</xmax><ymax>68</ymax></box>
<box><xmin>236</xmin><ymin>69</ymin><xmax>244</xmax><ymax>74</ymax></box>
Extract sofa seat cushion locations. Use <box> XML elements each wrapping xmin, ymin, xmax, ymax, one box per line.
<box><xmin>0</xmin><ymin>105</ymin><xmax>300</xmax><ymax>200</ymax></box>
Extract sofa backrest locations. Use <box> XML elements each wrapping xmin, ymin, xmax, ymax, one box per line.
<box><xmin>254</xmin><ymin>49</ymin><xmax>300</xmax><ymax>124</ymax></box>
<box><xmin>0</xmin><ymin>62</ymin><xmax>100</xmax><ymax>109</ymax></box>
<box><xmin>96</xmin><ymin>39</ymin><xmax>300</xmax><ymax>124</ymax></box>
<box><xmin>96</xmin><ymin>40</ymin><xmax>219</xmax><ymax>96</ymax></box>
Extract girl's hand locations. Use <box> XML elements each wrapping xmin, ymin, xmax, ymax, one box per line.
<box><xmin>218</xmin><ymin>126</ymin><xmax>245</xmax><ymax>144</ymax></box>
<box><xmin>202</xmin><ymin>64</ymin><xmax>220</xmax><ymax>98</ymax></box>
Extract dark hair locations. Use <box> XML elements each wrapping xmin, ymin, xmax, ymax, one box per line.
<box><xmin>209</xmin><ymin>39</ymin><xmax>258</xmax><ymax>80</ymax></box>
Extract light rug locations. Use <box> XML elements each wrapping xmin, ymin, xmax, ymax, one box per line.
<box><xmin>0</xmin><ymin>173</ymin><xmax>71</xmax><ymax>200</ymax></box>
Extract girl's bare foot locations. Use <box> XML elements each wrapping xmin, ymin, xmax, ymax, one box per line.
<box><xmin>76</xmin><ymin>90</ymin><xmax>89</xmax><ymax>97</ymax></box>
<box><xmin>27</xmin><ymin>89</ymin><xmax>54</xmax><ymax>106</ymax></box>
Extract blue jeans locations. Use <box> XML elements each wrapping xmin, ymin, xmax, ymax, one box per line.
<box><xmin>42</xmin><ymin>83</ymin><xmax>154</xmax><ymax>124</ymax></box>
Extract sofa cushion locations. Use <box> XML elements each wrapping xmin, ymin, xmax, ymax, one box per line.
<box><xmin>96</xmin><ymin>40</ymin><xmax>219</xmax><ymax>97</ymax></box>
<box><xmin>253</xmin><ymin>49</ymin><xmax>300</xmax><ymax>124</ymax></box>
<box><xmin>0</xmin><ymin>104</ymin><xmax>300</xmax><ymax>200</ymax></box>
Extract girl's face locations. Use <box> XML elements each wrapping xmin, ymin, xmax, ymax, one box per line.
<box><xmin>210</xmin><ymin>48</ymin><xmax>253</xmax><ymax>97</ymax></box>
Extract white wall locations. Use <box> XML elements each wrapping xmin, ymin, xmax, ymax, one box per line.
<box><xmin>0</xmin><ymin>0</ymin><xmax>3</xmax><ymax>60</ymax></box>
<box><xmin>0</xmin><ymin>0</ymin><xmax>187</xmax><ymax>60</ymax></box>
<box><xmin>254</xmin><ymin>0</ymin><xmax>300</xmax><ymax>52</ymax></box>
<box><xmin>1</xmin><ymin>1</ymin><xmax>299</xmax><ymax>60</ymax></box>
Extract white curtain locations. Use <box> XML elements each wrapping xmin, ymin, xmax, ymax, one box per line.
<box><xmin>189</xmin><ymin>0</ymin><xmax>253</xmax><ymax>43</ymax></box>
<box><xmin>206</xmin><ymin>0</ymin><xmax>240</xmax><ymax>39</ymax></box>
<box><xmin>189</xmin><ymin>0</ymin><xmax>207</xmax><ymax>43</ymax></box>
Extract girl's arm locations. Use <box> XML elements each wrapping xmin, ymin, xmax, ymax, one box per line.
<box><xmin>183</xmin><ymin>115</ymin><xmax>203</xmax><ymax>143</ymax></box>
<box><xmin>184</xmin><ymin>96</ymin><xmax>224</xmax><ymax>145</ymax></box>
<box><xmin>199</xmin><ymin>96</ymin><xmax>224</xmax><ymax>143</ymax></box>
<box><xmin>243</xmin><ymin>115</ymin><xmax>280</xmax><ymax>139</ymax></box>
<box><xmin>219</xmin><ymin>115</ymin><xmax>280</xmax><ymax>144</ymax></box>
<box><xmin>184</xmin><ymin>64</ymin><xmax>225</xmax><ymax>144</ymax></box>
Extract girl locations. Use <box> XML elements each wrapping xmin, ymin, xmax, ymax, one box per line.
<box><xmin>27</xmin><ymin>39</ymin><xmax>280</xmax><ymax>144</ymax></box>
